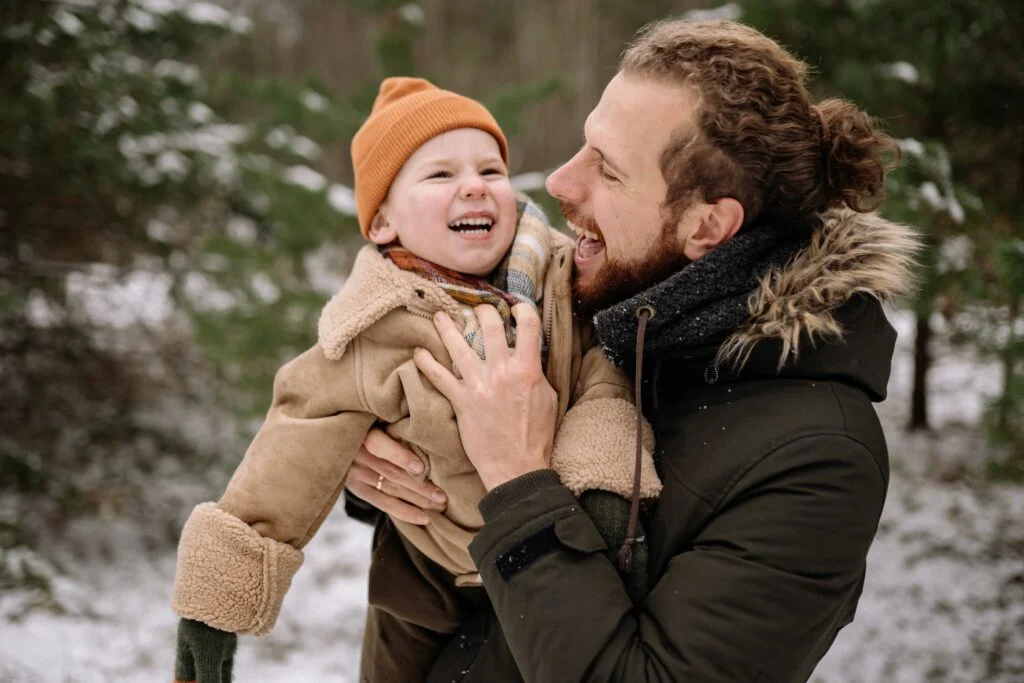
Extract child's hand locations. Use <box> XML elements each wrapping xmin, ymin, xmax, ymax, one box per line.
<box><xmin>345</xmin><ymin>428</ymin><xmax>448</xmax><ymax>525</ymax></box>
<box><xmin>174</xmin><ymin>618</ymin><xmax>236</xmax><ymax>683</ymax></box>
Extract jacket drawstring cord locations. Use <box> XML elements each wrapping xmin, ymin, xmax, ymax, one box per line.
<box><xmin>618</xmin><ymin>304</ymin><xmax>654</xmax><ymax>573</ymax></box>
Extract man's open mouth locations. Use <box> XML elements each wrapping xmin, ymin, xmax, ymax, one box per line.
<box><xmin>568</xmin><ymin>220</ymin><xmax>606</xmax><ymax>261</ymax></box>
<box><xmin>448</xmin><ymin>216</ymin><xmax>494</xmax><ymax>235</ymax></box>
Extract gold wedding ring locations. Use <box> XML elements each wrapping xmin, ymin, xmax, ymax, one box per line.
<box><xmin>376</xmin><ymin>474</ymin><xmax>385</xmax><ymax>491</ymax></box>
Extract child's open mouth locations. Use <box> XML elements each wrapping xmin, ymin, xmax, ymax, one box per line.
<box><xmin>448</xmin><ymin>215</ymin><xmax>494</xmax><ymax>238</ymax></box>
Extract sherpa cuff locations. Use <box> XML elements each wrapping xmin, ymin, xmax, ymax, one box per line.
<box><xmin>550</xmin><ymin>397</ymin><xmax>662</xmax><ymax>501</ymax></box>
<box><xmin>172</xmin><ymin>503</ymin><xmax>304</xmax><ymax>636</ymax></box>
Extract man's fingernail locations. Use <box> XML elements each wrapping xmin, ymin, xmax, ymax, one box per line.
<box><xmin>408</xmin><ymin>459</ymin><xmax>424</xmax><ymax>474</ymax></box>
<box><xmin>431</xmin><ymin>491</ymin><xmax>447</xmax><ymax>503</ymax></box>
<box><xmin>434</xmin><ymin>311</ymin><xmax>448</xmax><ymax>323</ymax></box>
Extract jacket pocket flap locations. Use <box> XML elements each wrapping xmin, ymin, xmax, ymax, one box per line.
<box><xmin>554</xmin><ymin>512</ymin><xmax>608</xmax><ymax>554</ymax></box>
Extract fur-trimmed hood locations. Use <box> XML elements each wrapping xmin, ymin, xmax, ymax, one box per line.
<box><xmin>593</xmin><ymin>209</ymin><xmax>921</xmax><ymax>385</ymax></box>
<box><xmin>718</xmin><ymin>209</ymin><xmax>920</xmax><ymax>370</ymax></box>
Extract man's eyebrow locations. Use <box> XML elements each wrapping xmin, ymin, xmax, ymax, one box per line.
<box><xmin>593</xmin><ymin>145</ymin><xmax>628</xmax><ymax>179</ymax></box>
<box><xmin>583</xmin><ymin>122</ymin><xmax>628</xmax><ymax>178</ymax></box>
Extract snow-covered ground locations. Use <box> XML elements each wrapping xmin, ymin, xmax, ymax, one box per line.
<box><xmin>2</xmin><ymin>308</ymin><xmax>1021</xmax><ymax>682</ymax></box>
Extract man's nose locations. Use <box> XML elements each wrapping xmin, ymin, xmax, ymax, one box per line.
<box><xmin>545</xmin><ymin>152</ymin><xmax>584</xmax><ymax>204</ymax></box>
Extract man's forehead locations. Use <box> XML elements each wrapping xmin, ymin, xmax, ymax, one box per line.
<box><xmin>586</xmin><ymin>73</ymin><xmax>696</xmax><ymax>168</ymax></box>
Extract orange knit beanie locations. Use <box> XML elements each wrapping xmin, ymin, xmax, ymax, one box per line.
<box><xmin>351</xmin><ymin>77</ymin><xmax>509</xmax><ymax>236</ymax></box>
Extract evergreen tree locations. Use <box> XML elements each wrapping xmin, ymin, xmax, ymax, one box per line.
<box><xmin>740</xmin><ymin>0</ymin><xmax>1024</xmax><ymax>465</ymax></box>
<box><xmin>0</xmin><ymin>0</ymin><xmax>349</xmax><ymax>601</ymax></box>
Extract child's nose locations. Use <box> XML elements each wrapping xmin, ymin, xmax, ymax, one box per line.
<box><xmin>460</xmin><ymin>176</ymin><xmax>486</xmax><ymax>199</ymax></box>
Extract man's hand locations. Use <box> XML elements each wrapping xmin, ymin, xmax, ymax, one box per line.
<box><xmin>344</xmin><ymin>428</ymin><xmax>448</xmax><ymax>525</ymax></box>
<box><xmin>413</xmin><ymin>304</ymin><xmax>558</xmax><ymax>490</ymax></box>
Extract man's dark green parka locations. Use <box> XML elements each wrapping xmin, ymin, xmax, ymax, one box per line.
<box><xmin>420</xmin><ymin>209</ymin><xmax>919</xmax><ymax>682</ymax></box>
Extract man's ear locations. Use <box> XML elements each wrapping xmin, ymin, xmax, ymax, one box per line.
<box><xmin>682</xmin><ymin>198</ymin><xmax>744</xmax><ymax>261</ymax></box>
<box><xmin>367</xmin><ymin>207</ymin><xmax>398</xmax><ymax>245</ymax></box>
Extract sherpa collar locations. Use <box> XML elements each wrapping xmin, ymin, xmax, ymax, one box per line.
<box><xmin>593</xmin><ymin>209</ymin><xmax>920</xmax><ymax>370</ymax></box>
<box><xmin>317</xmin><ymin>245</ymin><xmax>467</xmax><ymax>361</ymax></box>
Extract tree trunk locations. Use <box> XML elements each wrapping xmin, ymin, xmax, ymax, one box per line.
<box><xmin>996</xmin><ymin>295</ymin><xmax>1020</xmax><ymax>435</ymax></box>
<box><xmin>909</xmin><ymin>310</ymin><xmax>932</xmax><ymax>431</ymax></box>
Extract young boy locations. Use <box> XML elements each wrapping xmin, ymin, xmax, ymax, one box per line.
<box><xmin>171</xmin><ymin>78</ymin><xmax>660</xmax><ymax>683</ymax></box>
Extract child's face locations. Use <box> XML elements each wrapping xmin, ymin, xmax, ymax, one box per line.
<box><xmin>369</xmin><ymin>128</ymin><xmax>517</xmax><ymax>276</ymax></box>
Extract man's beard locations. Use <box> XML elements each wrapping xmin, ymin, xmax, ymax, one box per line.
<box><xmin>561</xmin><ymin>201</ymin><xmax>692</xmax><ymax>321</ymax></box>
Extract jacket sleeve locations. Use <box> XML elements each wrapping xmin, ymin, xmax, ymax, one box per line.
<box><xmin>172</xmin><ymin>342</ymin><xmax>377</xmax><ymax>636</ymax></box>
<box><xmin>468</xmin><ymin>434</ymin><xmax>886</xmax><ymax>682</ymax></box>
<box><xmin>548</xmin><ymin>326</ymin><xmax>661</xmax><ymax>501</ymax></box>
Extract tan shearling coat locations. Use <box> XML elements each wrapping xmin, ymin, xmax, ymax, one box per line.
<box><xmin>172</xmin><ymin>227</ymin><xmax>660</xmax><ymax>636</ymax></box>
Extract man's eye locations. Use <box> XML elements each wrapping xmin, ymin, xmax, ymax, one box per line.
<box><xmin>600</xmin><ymin>167</ymin><xmax>619</xmax><ymax>182</ymax></box>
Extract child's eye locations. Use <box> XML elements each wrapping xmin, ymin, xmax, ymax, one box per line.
<box><xmin>482</xmin><ymin>167</ymin><xmax>505</xmax><ymax>176</ymax></box>
<box><xmin>428</xmin><ymin>170</ymin><xmax>453</xmax><ymax>179</ymax></box>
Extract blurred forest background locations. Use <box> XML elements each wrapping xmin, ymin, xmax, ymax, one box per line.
<box><xmin>2</xmin><ymin>0</ymin><xmax>1023</xmax><ymax>680</ymax></box>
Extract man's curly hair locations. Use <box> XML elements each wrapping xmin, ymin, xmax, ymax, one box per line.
<box><xmin>619</xmin><ymin>20</ymin><xmax>900</xmax><ymax>229</ymax></box>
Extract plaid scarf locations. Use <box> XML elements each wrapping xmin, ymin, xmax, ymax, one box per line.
<box><xmin>381</xmin><ymin>198</ymin><xmax>552</xmax><ymax>359</ymax></box>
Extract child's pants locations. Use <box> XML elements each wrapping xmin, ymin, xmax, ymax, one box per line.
<box><xmin>358</xmin><ymin>517</ymin><xmax>487</xmax><ymax>682</ymax></box>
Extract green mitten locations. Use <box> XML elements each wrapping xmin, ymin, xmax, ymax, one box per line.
<box><xmin>578</xmin><ymin>489</ymin><xmax>650</xmax><ymax>603</ymax></box>
<box><xmin>174</xmin><ymin>618</ymin><xmax>237</xmax><ymax>683</ymax></box>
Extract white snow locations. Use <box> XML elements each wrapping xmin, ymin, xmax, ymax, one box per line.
<box><xmin>53</xmin><ymin>9</ymin><xmax>85</xmax><ymax>36</ymax></box>
<box><xmin>899</xmin><ymin>138</ymin><xmax>925</xmax><ymax>158</ymax></box>
<box><xmin>302</xmin><ymin>90</ymin><xmax>329</xmax><ymax>112</ymax></box>
<box><xmin>250</xmin><ymin>272</ymin><xmax>281</xmax><ymax>304</ymax></box>
<box><xmin>124</xmin><ymin>7</ymin><xmax>159</xmax><ymax>32</ymax></box>
<box><xmin>226</xmin><ymin>215</ymin><xmax>258</xmax><ymax>245</ymax></box>
<box><xmin>328</xmin><ymin>184</ymin><xmax>357</xmax><ymax>216</ymax></box>
<box><xmin>283</xmin><ymin>165</ymin><xmax>328</xmax><ymax>192</ymax></box>
<box><xmin>683</xmin><ymin>3</ymin><xmax>743</xmax><ymax>22</ymax></box>
<box><xmin>117</xmin><ymin>93</ymin><xmax>140</xmax><ymax>118</ymax></box>
<box><xmin>398</xmin><ymin>3</ymin><xmax>426</xmax><ymax>27</ymax></box>
<box><xmin>937</xmin><ymin>234</ymin><xmax>975</xmax><ymax>274</ymax></box>
<box><xmin>187</xmin><ymin>101</ymin><xmax>214</xmax><ymax>124</ymax></box>
<box><xmin>64</xmin><ymin>268</ymin><xmax>174</xmax><ymax>329</ymax></box>
<box><xmin>152</xmin><ymin>59</ymin><xmax>201</xmax><ymax>85</ymax></box>
<box><xmin>884</xmin><ymin>61</ymin><xmax>921</xmax><ymax>84</ymax></box>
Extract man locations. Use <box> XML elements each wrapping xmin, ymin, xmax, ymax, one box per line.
<box><xmin>346</xmin><ymin>18</ymin><xmax>919</xmax><ymax>682</ymax></box>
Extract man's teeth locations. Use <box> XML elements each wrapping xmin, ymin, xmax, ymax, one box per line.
<box><xmin>568</xmin><ymin>221</ymin><xmax>602</xmax><ymax>242</ymax></box>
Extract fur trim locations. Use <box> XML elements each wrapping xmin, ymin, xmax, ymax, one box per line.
<box><xmin>718</xmin><ymin>209</ymin><xmax>922</xmax><ymax>370</ymax></box>
<box><xmin>172</xmin><ymin>503</ymin><xmax>304</xmax><ymax>636</ymax></box>
<box><xmin>550</xmin><ymin>398</ymin><xmax>661</xmax><ymax>501</ymax></box>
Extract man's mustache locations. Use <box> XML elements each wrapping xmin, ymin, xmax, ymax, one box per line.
<box><xmin>559</xmin><ymin>201</ymin><xmax>604</xmax><ymax>241</ymax></box>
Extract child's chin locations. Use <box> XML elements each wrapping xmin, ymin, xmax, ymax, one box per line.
<box><xmin>454</xmin><ymin>255</ymin><xmax>502</xmax><ymax>278</ymax></box>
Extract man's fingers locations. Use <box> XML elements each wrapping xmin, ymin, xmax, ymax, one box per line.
<box><xmin>475</xmin><ymin>305</ymin><xmax>510</xmax><ymax>362</ymax></box>
<box><xmin>363</xmin><ymin>428</ymin><xmax>424</xmax><ymax>475</ymax></box>
<box><xmin>351</xmin><ymin>444</ymin><xmax>448</xmax><ymax>507</ymax></box>
<box><xmin>431</xmin><ymin>311</ymin><xmax>479</xmax><ymax>375</ymax></box>
<box><xmin>349</xmin><ymin>461</ymin><xmax>440</xmax><ymax>510</ymax></box>
<box><xmin>414</xmin><ymin>346</ymin><xmax>463</xmax><ymax>403</ymax></box>
<box><xmin>511</xmin><ymin>303</ymin><xmax>543</xmax><ymax>363</ymax></box>
<box><xmin>349</xmin><ymin>480</ymin><xmax>431</xmax><ymax>525</ymax></box>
